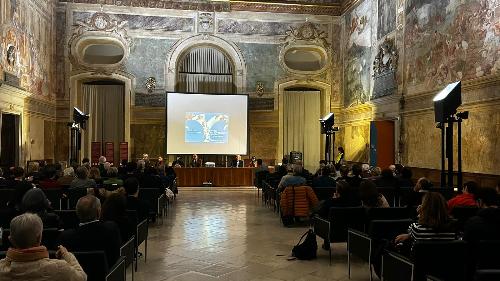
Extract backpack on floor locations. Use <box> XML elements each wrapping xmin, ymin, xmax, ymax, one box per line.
<box><xmin>291</xmin><ymin>229</ymin><xmax>317</xmax><ymax>260</ymax></box>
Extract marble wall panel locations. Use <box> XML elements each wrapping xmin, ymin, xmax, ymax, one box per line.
<box><xmin>130</xmin><ymin>124</ymin><xmax>165</xmax><ymax>159</ymax></box>
<box><xmin>54</xmin><ymin>122</ymin><xmax>70</xmax><ymax>162</ymax></box>
<box><xmin>342</xmin><ymin>123</ymin><xmax>370</xmax><ymax>163</ymax></box>
<box><xmin>43</xmin><ymin>120</ymin><xmax>55</xmax><ymax>161</ymax></box>
<box><xmin>249</xmin><ymin>126</ymin><xmax>278</xmax><ymax>160</ymax></box>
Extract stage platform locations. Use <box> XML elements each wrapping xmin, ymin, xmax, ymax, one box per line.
<box><xmin>174</xmin><ymin>167</ymin><xmax>255</xmax><ymax>187</ymax></box>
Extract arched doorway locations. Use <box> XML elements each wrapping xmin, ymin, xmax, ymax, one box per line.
<box><xmin>277</xmin><ymin>80</ymin><xmax>332</xmax><ymax>171</ymax></box>
<box><xmin>176</xmin><ymin>46</ymin><xmax>234</xmax><ymax>93</ymax></box>
<box><xmin>69</xmin><ymin>73</ymin><xmax>133</xmax><ymax>165</ymax></box>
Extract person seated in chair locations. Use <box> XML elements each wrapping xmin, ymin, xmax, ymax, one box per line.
<box><xmin>277</xmin><ymin>164</ymin><xmax>306</xmax><ymax>193</ymax></box>
<box><xmin>374</xmin><ymin>169</ymin><xmax>398</xmax><ymax>188</ymax></box>
<box><xmin>447</xmin><ymin>181</ymin><xmax>478</xmax><ymax>213</ymax></box>
<box><xmin>312</xmin><ymin>166</ymin><xmax>336</xmax><ymax>188</ymax></box>
<box><xmin>360</xmin><ymin>180</ymin><xmax>390</xmax><ymax>208</ymax></box>
<box><xmin>463</xmin><ymin>187</ymin><xmax>500</xmax><ymax>243</ymax></box>
<box><xmin>124</xmin><ymin>177</ymin><xmax>151</xmax><ymax>222</ymax></box>
<box><xmin>190</xmin><ymin>154</ymin><xmax>202</xmax><ymax>167</ymax></box>
<box><xmin>21</xmin><ymin>188</ymin><xmax>61</xmax><ymax>229</ymax></box>
<box><xmin>38</xmin><ymin>165</ymin><xmax>61</xmax><ymax>189</ymax></box>
<box><xmin>59</xmin><ymin>195</ymin><xmax>122</xmax><ymax>266</ymax></box>
<box><xmin>70</xmin><ymin>167</ymin><xmax>96</xmax><ymax>190</ymax></box>
<box><xmin>102</xmin><ymin>167</ymin><xmax>123</xmax><ymax>187</ymax></box>
<box><xmin>0</xmin><ymin>213</ymin><xmax>86</xmax><ymax>281</ymax></box>
<box><xmin>394</xmin><ymin>192</ymin><xmax>456</xmax><ymax>256</ymax></box>
<box><xmin>172</xmin><ymin>156</ymin><xmax>185</xmax><ymax>167</ymax></box>
<box><xmin>231</xmin><ymin>155</ymin><xmax>244</xmax><ymax>168</ymax></box>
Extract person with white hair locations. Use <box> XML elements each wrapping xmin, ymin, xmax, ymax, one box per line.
<box><xmin>0</xmin><ymin>213</ymin><xmax>86</xmax><ymax>281</ymax></box>
<box><xmin>57</xmin><ymin>167</ymin><xmax>75</xmax><ymax>186</ymax></box>
<box><xmin>98</xmin><ymin>156</ymin><xmax>107</xmax><ymax>176</ymax></box>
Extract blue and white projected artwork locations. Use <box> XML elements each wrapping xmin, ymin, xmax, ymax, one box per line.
<box><xmin>185</xmin><ymin>112</ymin><xmax>230</xmax><ymax>144</ymax></box>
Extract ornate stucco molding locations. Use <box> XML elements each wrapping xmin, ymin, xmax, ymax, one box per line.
<box><xmin>59</xmin><ymin>0</ymin><xmax>230</xmax><ymax>12</ymax></box>
<box><xmin>230</xmin><ymin>1</ymin><xmax>341</xmax><ymax>16</ymax></box>
<box><xmin>68</xmin><ymin>12</ymin><xmax>133</xmax><ymax>75</ymax></box>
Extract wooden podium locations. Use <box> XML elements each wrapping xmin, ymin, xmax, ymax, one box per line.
<box><xmin>174</xmin><ymin>167</ymin><xmax>254</xmax><ymax>187</ymax></box>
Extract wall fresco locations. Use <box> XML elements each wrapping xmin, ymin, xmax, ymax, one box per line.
<box><xmin>0</xmin><ymin>0</ymin><xmax>56</xmax><ymax>99</ymax></box>
<box><xmin>377</xmin><ymin>0</ymin><xmax>396</xmax><ymax>39</ymax></box>
<box><xmin>217</xmin><ymin>19</ymin><xmax>329</xmax><ymax>37</ymax></box>
<box><xmin>404</xmin><ymin>0</ymin><xmax>500</xmax><ymax>90</ymax></box>
<box><xmin>343</xmin><ymin>0</ymin><xmax>373</xmax><ymax>107</ymax></box>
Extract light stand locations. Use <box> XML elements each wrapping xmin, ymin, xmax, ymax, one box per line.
<box><xmin>69</xmin><ymin>107</ymin><xmax>89</xmax><ymax>165</ymax></box>
<box><xmin>320</xmin><ymin>113</ymin><xmax>339</xmax><ymax>165</ymax></box>
<box><xmin>433</xmin><ymin>81</ymin><xmax>467</xmax><ymax>190</ymax></box>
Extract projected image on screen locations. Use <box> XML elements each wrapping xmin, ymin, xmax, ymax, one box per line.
<box><xmin>185</xmin><ymin>112</ymin><xmax>229</xmax><ymax>144</ymax></box>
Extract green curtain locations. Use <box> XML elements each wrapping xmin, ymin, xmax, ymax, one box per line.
<box><xmin>283</xmin><ymin>91</ymin><xmax>321</xmax><ymax>172</ymax></box>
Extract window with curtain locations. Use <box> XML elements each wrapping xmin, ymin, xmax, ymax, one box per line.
<box><xmin>283</xmin><ymin>90</ymin><xmax>321</xmax><ymax>172</ymax></box>
<box><xmin>80</xmin><ymin>83</ymin><xmax>125</xmax><ymax>164</ymax></box>
<box><xmin>176</xmin><ymin>47</ymin><xmax>234</xmax><ymax>94</ymax></box>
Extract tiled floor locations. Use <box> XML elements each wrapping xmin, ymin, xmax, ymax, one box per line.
<box><xmin>132</xmin><ymin>189</ymin><xmax>374</xmax><ymax>281</ymax></box>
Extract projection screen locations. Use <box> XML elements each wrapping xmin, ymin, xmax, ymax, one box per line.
<box><xmin>166</xmin><ymin>92</ymin><xmax>248</xmax><ymax>155</ymax></box>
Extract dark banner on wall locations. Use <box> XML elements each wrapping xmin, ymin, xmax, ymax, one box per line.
<box><xmin>105</xmin><ymin>142</ymin><xmax>114</xmax><ymax>164</ymax></box>
<box><xmin>91</xmin><ymin>142</ymin><xmax>101</xmax><ymax>165</ymax></box>
<box><xmin>119</xmin><ymin>142</ymin><xmax>128</xmax><ymax>163</ymax></box>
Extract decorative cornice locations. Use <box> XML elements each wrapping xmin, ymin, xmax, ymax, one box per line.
<box><xmin>230</xmin><ymin>1</ymin><xmax>341</xmax><ymax>16</ymax></box>
<box><xmin>60</xmin><ymin>0</ymin><xmax>230</xmax><ymax>12</ymax></box>
<box><xmin>341</xmin><ymin>0</ymin><xmax>361</xmax><ymax>13</ymax></box>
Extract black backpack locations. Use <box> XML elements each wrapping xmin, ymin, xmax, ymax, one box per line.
<box><xmin>292</xmin><ymin>229</ymin><xmax>317</xmax><ymax>260</ymax></box>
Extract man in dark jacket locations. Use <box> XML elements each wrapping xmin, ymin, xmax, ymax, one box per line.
<box><xmin>463</xmin><ymin>187</ymin><xmax>500</xmax><ymax>242</ymax></box>
<box><xmin>124</xmin><ymin>177</ymin><xmax>151</xmax><ymax>222</ymax></box>
<box><xmin>59</xmin><ymin>195</ymin><xmax>122</xmax><ymax>266</ymax></box>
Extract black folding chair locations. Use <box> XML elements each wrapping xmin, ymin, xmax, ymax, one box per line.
<box><xmin>0</xmin><ymin>189</ymin><xmax>14</xmax><ymax>208</ymax></box>
<box><xmin>450</xmin><ymin>206</ymin><xmax>478</xmax><ymax>231</ymax></box>
<box><xmin>106</xmin><ymin>256</ymin><xmax>126</xmax><ymax>281</ymax></box>
<box><xmin>73</xmin><ymin>251</ymin><xmax>109</xmax><ymax>281</ymax></box>
<box><xmin>382</xmin><ymin>240</ymin><xmax>468</xmax><ymax>281</ymax></box>
<box><xmin>43</xmin><ymin>188</ymin><xmax>63</xmax><ymax>210</ymax></box>
<box><xmin>313</xmin><ymin>215</ymin><xmax>331</xmax><ymax>264</ymax></box>
<box><xmin>475</xmin><ymin>269</ymin><xmax>500</xmax><ymax>281</ymax></box>
<box><xmin>366</xmin><ymin>207</ymin><xmax>411</xmax><ymax>222</ymax></box>
<box><xmin>312</xmin><ymin>187</ymin><xmax>336</xmax><ymax>201</ymax></box>
<box><xmin>135</xmin><ymin>219</ymin><xmax>148</xmax><ymax>271</ymax></box>
<box><xmin>120</xmin><ymin>236</ymin><xmax>135</xmax><ymax>281</ymax></box>
<box><xmin>67</xmin><ymin>188</ymin><xmax>87</xmax><ymax>209</ymax></box>
<box><xmin>55</xmin><ymin>210</ymin><xmax>79</xmax><ymax>229</ymax></box>
<box><xmin>347</xmin><ymin>219</ymin><xmax>413</xmax><ymax>281</ymax></box>
<box><xmin>139</xmin><ymin>188</ymin><xmax>161</xmax><ymax>222</ymax></box>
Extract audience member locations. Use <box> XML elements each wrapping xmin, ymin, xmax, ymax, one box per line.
<box><xmin>361</xmin><ymin>164</ymin><xmax>371</xmax><ymax>178</ymax></box>
<box><xmin>334</xmin><ymin>147</ymin><xmax>344</xmax><ymax>169</ymax></box>
<box><xmin>312</xmin><ymin>166</ymin><xmax>336</xmax><ymax>188</ymax></box>
<box><xmin>81</xmin><ymin>158</ymin><xmax>91</xmax><ymax>170</ymax></box>
<box><xmin>7</xmin><ymin>167</ymin><xmax>35</xmax><ymax>213</ymax></box>
<box><xmin>123</xmin><ymin>177</ymin><xmax>150</xmax><ymax>222</ymax></box>
<box><xmin>316</xmin><ymin>180</ymin><xmax>362</xmax><ymax>218</ymax></box>
<box><xmin>39</xmin><ymin>165</ymin><xmax>61</xmax><ymax>189</ymax></box>
<box><xmin>57</xmin><ymin>167</ymin><xmax>75</xmax><ymax>187</ymax></box>
<box><xmin>70</xmin><ymin>166</ymin><xmax>96</xmax><ymax>190</ymax></box>
<box><xmin>103</xmin><ymin>167</ymin><xmax>123</xmax><ymax>187</ymax></box>
<box><xmin>254</xmin><ymin>159</ymin><xmax>268</xmax><ymax>173</ymax></box>
<box><xmin>280</xmin><ymin>182</ymin><xmax>318</xmax><ymax>225</ymax></box>
<box><xmin>347</xmin><ymin>164</ymin><xmax>362</xmax><ymax>188</ymax></box>
<box><xmin>369</xmin><ymin>167</ymin><xmax>382</xmax><ymax>179</ymax></box>
<box><xmin>374</xmin><ymin>169</ymin><xmax>398</xmax><ymax>188</ymax></box>
<box><xmin>394</xmin><ymin>192</ymin><xmax>456</xmax><ymax>255</ymax></box>
<box><xmin>89</xmin><ymin>166</ymin><xmax>103</xmax><ymax>185</ymax></box>
<box><xmin>172</xmin><ymin>156</ymin><xmax>185</xmax><ymax>167</ymax></box>
<box><xmin>59</xmin><ymin>195</ymin><xmax>122</xmax><ymax>266</ymax></box>
<box><xmin>447</xmin><ymin>181</ymin><xmax>478</xmax><ymax>212</ymax></box>
<box><xmin>337</xmin><ymin>165</ymin><xmax>350</xmax><ymax>182</ymax></box>
<box><xmin>359</xmin><ymin>180</ymin><xmax>390</xmax><ymax>208</ymax></box>
<box><xmin>141</xmin><ymin>166</ymin><xmax>163</xmax><ymax>194</ymax></box>
<box><xmin>21</xmin><ymin>188</ymin><xmax>61</xmax><ymax>228</ymax></box>
<box><xmin>463</xmin><ymin>187</ymin><xmax>500</xmax><ymax>242</ymax></box>
<box><xmin>0</xmin><ymin>167</ymin><xmax>8</xmax><ymax>187</ymax></box>
<box><xmin>275</xmin><ymin>157</ymin><xmax>289</xmax><ymax>178</ymax></box>
<box><xmin>277</xmin><ymin>164</ymin><xmax>306</xmax><ymax>193</ymax></box>
<box><xmin>404</xmin><ymin>177</ymin><xmax>432</xmax><ymax>208</ymax></box>
<box><xmin>0</xmin><ymin>213</ymin><xmax>86</xmax><ymax>281</ymax></box>
<box><xmin>98</xmin><ymin>156</ymin><xmax>107</xmax><ymax>176</ymax></box>
<box><xmin>101</xmin><ymin>193</ymin><xmax>135</xmax><ymax>241</ymax></box>
<box><xmin>26</xmin><ymin>162</ymin><xmax>42</xmax><ymax>183</ymax></box>
<box><xmin>397</xmin><ymin>167</ymin><xmax>414</xmax><ymax>188</ymax></box>
<box><xmin>314</xmin><ymin>160</ymin><xmax>327</xmax><ymax>177</ymax></box>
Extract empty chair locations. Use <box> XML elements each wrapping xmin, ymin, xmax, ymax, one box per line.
<box><xmin>120</xmin><ymin>236</ymin><xmax>135</xmax><ymax>281</ymax></box>
<box><xmin>43</xmin><ymin>188</ymin><xmax>63</xmax><ymax>210</ymax></box>
<box><xmin>138</xmin><ymin>188</ymin><xmax>161</xmax><ymax>221</ymax></box>
<box><xmin>136</xmin><ymin>219</ymin><xmax>148</xmax><ymax>267</ymax></box>
<box><xmin>106</xmin><ymin>256</ymin><xmax>126</xmax><ymax>281</ymax></box>
<box><xmin>382</xmin><ymin>240</ymin><xmax>468</xmax><ymax>281</ymax></box>
<box><xmin>329</xmin><ymin>207</ymin><xmax>366</xmax><ymax>242</ymax></box>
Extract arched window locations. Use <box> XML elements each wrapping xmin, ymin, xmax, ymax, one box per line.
<box><xmin>176</xmin><ymin>46</ymin><xmax>234</xmax><ymax>94</ymax></box>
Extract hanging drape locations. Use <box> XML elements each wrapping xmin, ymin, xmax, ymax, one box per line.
<box><xmin>283</xmin><ymin>91</ymin><xmax>321</xmax><ymax>172</ymax></box>
<box><xmin>176</xmin><ymin>47</ymin><xmax>234</xmax><ymax>94</ymax></box>
<box><xmin>81</xmin><ymin>84</ymin><xmax>125</xmax><ymax>163</ymax></box>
